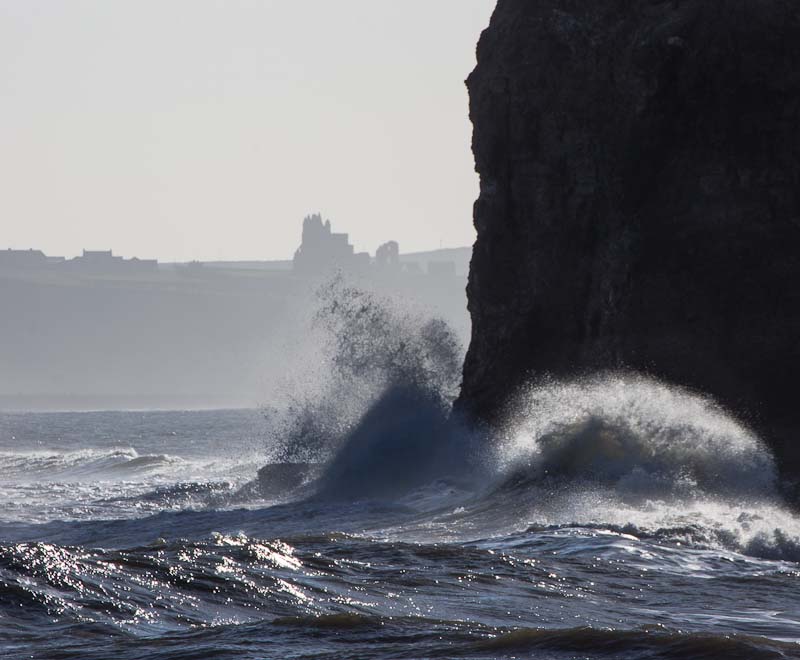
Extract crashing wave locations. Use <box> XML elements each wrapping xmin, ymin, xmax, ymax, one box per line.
<box><xmin>495</xmin><ymin>374</ymin><xmax>777</xmax><ymax>499</ymax></box>
<box><xmin>252</xmin><ymin>278</ymin><xmax>465</xmax><ymax>497</ymax></box>
<box><xmin>245</xmin><ymin>281</ymin><xmax>800</xmax><ymax>562</ymax></box>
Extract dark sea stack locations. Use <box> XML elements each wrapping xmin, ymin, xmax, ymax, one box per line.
<box><xmin>458</xmin><ymin>1</ymin><xmax>800</xmax><ymax>487</ymax></box>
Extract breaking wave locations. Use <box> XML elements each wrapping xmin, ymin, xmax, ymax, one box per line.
<box><xmin>495</xmin><ymin>374</ymin><xmax>777</xmax><ymax>498</ymax></box>
<box><xmin>465</xmin><ymin>374</ymin><xmax>800</xmax><ymax>562</ymax></box>
<box><xmin>252</xmin><ymin>277</ymin><xmax>465</xmax><ymax>496</ymax></box>
<box><xmin>242</xmin><ymin>282</ymin><xmax>800</xmax><ymax>563</ymax></box>
<box><xmin>0</xmin><ymin>447</ymin><xmax>185</xmax><ymax>481</ymax></box>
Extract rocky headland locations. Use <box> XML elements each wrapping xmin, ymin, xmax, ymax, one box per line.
<box><xmin>457</xmin><ymin>1</ymin><xmax>800</xmax><ymax>491</ymax></box>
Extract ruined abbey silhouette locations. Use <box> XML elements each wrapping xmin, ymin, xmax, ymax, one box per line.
<box><xmin>292</xmin><ymin>213</ymin><xmax>403</xmax><ymax>276</ymax></box>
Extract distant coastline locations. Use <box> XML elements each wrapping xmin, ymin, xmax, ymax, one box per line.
<box><xmin>0</xmin><ymin>221</ymin><xmax>471</xmax><ymax>413</ymax></box>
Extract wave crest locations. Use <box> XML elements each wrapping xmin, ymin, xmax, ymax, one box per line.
<box><xmin>497</xmin><ymin>374</ymin><xmax>777</xmax><ymax>498</ymax></box>
<box><xmin>0</xmin><ymin>447</ymin><xmax>184</xmax><ymax>482</ymax></box>
<box><xmin>264</xmin><ymin>278</ymin><xmax>463</xmax><ymax>467</ymax></box>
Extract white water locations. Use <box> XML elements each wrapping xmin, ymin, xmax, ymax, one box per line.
<box><xmin>481</xmin><ymin>374</ymin><xmax>800</xmax><ymax>561</ymax></box>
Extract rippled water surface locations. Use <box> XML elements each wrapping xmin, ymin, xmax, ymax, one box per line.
<box><xmin>2</xmin><ymin>402</ymin><xmax>800</xmax><ymax>660</ymax></box>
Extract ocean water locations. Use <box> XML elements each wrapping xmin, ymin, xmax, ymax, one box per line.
<box><xmin>3</xmin><ymin>289</ymin><xmax>800</xmax><ymax>659</ymax></box>
<box><xmin>2</xmin><ymin>378</ymin><xmax>800</xmax><ymax>660</ymax></box>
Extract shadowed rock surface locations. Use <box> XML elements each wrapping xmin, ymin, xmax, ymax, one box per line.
<box><xmin>457</xmin><ymin>0</ymin><xmax>800</xmax><ymax>492</ymax></box>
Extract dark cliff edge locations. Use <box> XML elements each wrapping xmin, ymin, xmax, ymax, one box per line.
<box><xmin>456</xmin><ymin>0</ymin><xmax>800</xmax><ymax>493</ymax></box>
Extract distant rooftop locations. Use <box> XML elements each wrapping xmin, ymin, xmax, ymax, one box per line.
<box><xmin>0</xmin><ymin>248</ymin><xmax>47</xmax><ymax>269</ymax></box>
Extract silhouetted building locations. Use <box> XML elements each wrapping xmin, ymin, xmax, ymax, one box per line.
<box><xmin>0</xmin><ymin>248</ymin><xmax>48</xmax><ymax>271</ymax></box>
<box><xmin>76</xmin><ymin>250</ymin><xmax>123</xmax><ymax>268</ymax></box>
<box><xmin>375</xmin><ymin>241</ymin><xmax>400</xmax><ymax>271</ymax></box>
<box><xmin>66</xmin><ymin>250</ymin><xmax>157</xmax><ymax>273</ymax></box>
<box><xmin>128</xmin><ymin>257</ymin><xmax>158</xmax><ymax>271</ymax></box>
<box><xmin>353</xmin><ymin>252</ymin><xmax>371</xmax><ymax>269</ymax></box>
<box><xmin>293</xmin><ymin>213</ymin><xmax>369</xmax><ymax>275</ymax></box>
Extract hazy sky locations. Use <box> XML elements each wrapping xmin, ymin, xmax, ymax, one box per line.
<box><xmin>1</xmin><ymin>1</ymin><xmax>496</xmax><ymax>262</ymax></box>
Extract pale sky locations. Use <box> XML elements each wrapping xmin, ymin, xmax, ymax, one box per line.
<box><xmin>1</xmin><ymin>1</ymin><xmax>496</xmax><ymax>262</ymax></box>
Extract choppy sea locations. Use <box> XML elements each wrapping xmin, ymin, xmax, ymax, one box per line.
<box><xmin>2</xmin><ymin>375</ymin><xmax>800</xmax><ymax>659</ymax></box>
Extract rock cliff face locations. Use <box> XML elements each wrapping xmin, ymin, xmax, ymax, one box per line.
<box><xmin>458</xmin><ymin>0</ymin><xmax>800</xmax><ymax>486</ymax></box>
